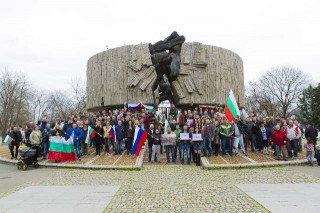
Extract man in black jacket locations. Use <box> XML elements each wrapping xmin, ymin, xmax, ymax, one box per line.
<box><xmin>10</xmin><ymin>127</ymin><xmax>22</xmax><ymax>159</ymax></box>
<box><xmin>146</xmin><ymin>124</ymin><xmax>155</xmax><ymax>162</ymax></box>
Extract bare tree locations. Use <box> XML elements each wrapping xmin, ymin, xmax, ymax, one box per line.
<box><xmin>46</xmin><ymin>90</ymin><xmax>75</xmax><ymax>119</ymax></box>
<box><xmin>70</xmin><ymin>76</ymin><xmax>87</xmax><ymax>113</ymax></box>
<box><xmin>246</xmin><ymin>66</ymin><xmax>308</xmax><ymax>117</ymax></box>
<box><xmin>28</xmin><ymin>89</ymin><xmax>49</xmax><ymax>122</ymax></box>
<box><xmin>0</xmin><ymin>69</ymin><xmax>31</xmax><ymax>139</ymax></box>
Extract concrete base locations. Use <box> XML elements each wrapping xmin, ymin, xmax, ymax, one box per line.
<box><xmin>237</xmin><ymin>184</ymin><xmax>320</xmax><ymax>213</ymax></box>
<box><xmin>0</xmin><ymin>185</ymin><xmax>120</xmax><ymax>213</ymax></box>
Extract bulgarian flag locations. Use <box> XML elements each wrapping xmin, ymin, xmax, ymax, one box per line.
<box><xmin>210</xmin><ymin>98</ymin><xmax>217</xmax><ymax>106</ymax></box>
<box><xmin>164</xmin><ymin>119</ymin><xmax>170</xmax><ymax>133</ymax></box>
<box><xmin>4</xmin><ymin>135</ymin><xmax>13</xmax><ymax>144</ymax></box>
<box><xmin>177</xmin><ymin>110</ymin><xmax>183</xmax><ymax>123</ymax></box>
<box><xmin>224</xmin><ymin>89</ymin><xmax>240</xmax><ymax>122</ymax></box>
<box><xmin>85</xmin><ymin>126</ymin><xmax>97</xmax><ymax>144</ymax></box>
<box><xmin>241</xmin><ymin>109</ymin><xmax>249</xmax><ymax>119</ymax></box>
<box><xmin>48</xmin><ymin>136</ymin><xmax>76</xmax><ymax>161</ymax></box>
<box><xmin>142</xmin><ymin>104</ymin><xmax>154</xmax><ymax>113</ymax></box>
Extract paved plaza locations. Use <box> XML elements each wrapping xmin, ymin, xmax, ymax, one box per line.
<box><xmin>1</xmin><ymin>163</ymin><xmax>320</xmax><ymax>212</ymax></box>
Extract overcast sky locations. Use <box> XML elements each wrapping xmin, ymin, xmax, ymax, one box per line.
<box><xmin>0</xmin><ymin>0</ymin><xmax>319</xmax><ymax>91</ymax></box>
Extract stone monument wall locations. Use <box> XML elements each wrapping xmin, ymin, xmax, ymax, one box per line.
<box><xmin>86</xmin><ymin>42</ymin><xmax>244</xmax><ymax>111</ymax></box>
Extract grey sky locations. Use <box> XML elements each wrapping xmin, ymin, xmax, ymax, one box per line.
<box><xmin>0</xmin><ymin>0</ymin><xmax>319</xmax><ymax>91</ymax></box>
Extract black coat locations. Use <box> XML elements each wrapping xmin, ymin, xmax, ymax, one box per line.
<box><xmin>146</xmin><ymin>128</ymin><xmax>155</xmax><ymax>146</ymax></box>
<box><xmin>94</xmin><ymin>126</ymin><xmax>104</xmax><ymax>143</ymax></box>
<box><xmin>305</xmin><ymin>126</ymin><xmax>318</xmax><ymax>142</ymax></box>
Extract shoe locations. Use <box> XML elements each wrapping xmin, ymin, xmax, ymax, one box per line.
<box><xmin>235</xmin><ymin>153</ymin><xmax>238</xmax><ymax>157</ymax></box>
<box><xmin>201</xmin><ymin>155</ymin><xmax>205</xmax><ymax>157</ymax></box>
<box><xmin>78</xmin><ymin>158</ymin><xmax>81</xmax><ymax>161</ymax></box>
<box><xmin>222</xmin><ymin>154</ymin><xmax>226</xmax><ymax>157</ymax></box>
<box><xmin>11</xmin><ymin>157</ymin><xmax>14</xmax><ymax>160</ymax></box>
<box><xmin>243</xmin><ymin>153</ymin><xmax>247</xmax><ymax>157</ymax></box>
<box><xmin>284</xmin><ymin>159</ymin><xmax>288</xmax><ymax>161</ymax></box>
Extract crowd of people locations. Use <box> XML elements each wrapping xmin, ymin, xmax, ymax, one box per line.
<box><xmin>4</xmin><ymin>106</ymin><xmax>319</xmax><ymax>166</ymax></box>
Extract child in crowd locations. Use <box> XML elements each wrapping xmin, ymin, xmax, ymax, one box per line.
<box><xmin>304</xmin><ymin>137</ymin><xmax>314</xmax><ymax>166</ymax></box>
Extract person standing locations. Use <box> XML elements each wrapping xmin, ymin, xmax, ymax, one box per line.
<box><xmin>115</xmin><ymin>120</ymin><xmax>124</xmax><ymax>155</ymax></box>
<box><xmin>192</xmin><ymin>127</ymin><xmax>202</xmax><ymax>166</ymax></box>
<box><xmin>66</xmin><ymin>123</ymin><xmax>83</xmax><ymax>161</ymax></box>
<box><xmin>294</xmin><ymin>120</ymin><xmax>303</xmax><ymax>152</ymax></box>
<box><xmin>151</xmin><ymin>129</ymin><xmax>161</xmax><ymax>163</ymax></box>
<box><xmin>285</xmin><ymin>120</ymin><xmax>301</xmax><ymax>160</ymax></box>
<box><xmin>305</xmin><ymin>124</ymin><xmax>319</xmax><ymax>154</ymax></box>
<box><xmin>94</xmin><ymin>121</ymin><xmax>104</xmax><ymax>156</ymax></box>
<box><xmin>271</xmin><ymin>125</ymin><xmax>288</xmax><ymax>161</ymax></box>
<box><xmin>103</xmin><ymin>122</ymin><xmax>112</xmax><ymax>156</ymax></box>
<box><xmin>213</xmin><ymin>120</ymin><xmax>221</xmax><ymax>156</ymax></box>
<box><xmin>259</xmin><ymin>122</ymin><xmax>271</xmax><ymax>155</ymax></box>
<box><xmin>179</xmin><ymin>125</ymin><xmax>192</xmax><ymax>165</ymax></box>
<box><xmin>125</xmin><ymin>120</ymin><xmax>134</xmax><ymax>155</ymax></box>
<box><xmin>41</xmin><ymin>124</ymin><xmax>53</xmax><ymax>160</ymax></box>
<box><xmin>201</xmin><ymin>119</ymin><xmax>215</xmax><ymax>157</ymax></box>
<box><xmin>81</xmin><ymin>125</ymin><xmax>88</xmax><ymax>156</ymax></box>
<box><xmin>234</xmin><ymin>119</ymin><xmax>247</xmax><ymax>156</ymax></box>
<box><xmin>29</xmin><ymin>125</ymin><xmax>42</xmax><ymax>162</ymax></box>
<box><xmin>173</xmin><ymin>124</ymin><xmax>181</xmax><ymax>162</ymax></box>
<box><xmin>146</xmin><ymin>124</ymin><xmax>155</xmax><ymax>162</ymax></box>
<box><xmin>304</xmin><ymin>137</ymin><xmax>314</xmax><ymax>166</ymax></box>
<box><xmin>220</xmin><ymin>118</ymin><xmax>234</xmax><ymax>157</ymax></box>
<box><xmin>9</xmin><ymin>127</ymin><xmax>22</xmax><ymax>159</ymax></box>
<box><xmin>163</xmin><ymin>127</ymin><xmax>176</xmax><ymax>163</ymax></box>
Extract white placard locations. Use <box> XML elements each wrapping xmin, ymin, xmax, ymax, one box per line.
<box><xmin>180</xmin><ymin>133</ymin><xmax>190</xmax><ymax>140</ymax></box>
<box><xmin>192</xmin><ymin>133</ymin><xmax>202</xmax><ymax>141</ymax></box>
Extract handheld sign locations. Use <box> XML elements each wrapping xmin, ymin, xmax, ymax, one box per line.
<box><xmin>180</xmin><ymin>133</ymin><xmax>189</xmax><ymax>140</ymax></box>
<box><xmin>192</xmin><ymin>133</ymin><xmax>202</xmax><ymax>141</ymax></box>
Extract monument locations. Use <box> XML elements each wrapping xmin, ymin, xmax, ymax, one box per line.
<box><xmin>86</xmin><ymin>32</ymin><xmax>244</xmax><ymax>111</ymax></box>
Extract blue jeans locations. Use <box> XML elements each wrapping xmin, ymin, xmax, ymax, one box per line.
<box><xmin>74</xmin><ymin>142</ymin><xmax>81</xmax><ymax>159</ymax></box>
<box><xmin>180</xmin><ymin>143</ymin><xmax>191</xmax><ymax>164</ymax></box>
<box><xmin>306</xmin><ymin>151</ymin><xmax>313</xmax><ymax>164</ymax></box>
<box><xmin>115</xmin><ymin>139</ymin><xmax>122</xmax><ymax>154</ymax></box>
<box><xmin>165</xmin><ymin>145</ymin><xmax>175</xmax><ymax>163</ymax></box>
<box><xmin>251</xmin><ymin>134</ymin><xmax>258</xmax><ymax>151</ymax></box>
<box><xmin>221</xmin><ymin>137</ymin><xmax>232</xmax><ymax>156</ymax></box>
<box><xmin>203</xmin><ymin>137</ymin><xmax>212</xmax><ymax>156</ymax></box>
<box><xmin>42</xmin><ymin>141</ymin><xmax>48</xmax><ymax>159</ymax></box>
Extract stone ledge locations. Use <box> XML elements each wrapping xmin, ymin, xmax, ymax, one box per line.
<box><xmin>201</xmin><ymin>157</ymin><xmax>309</xmax><ymax>170</ymax></box>
<box><xmin>0</xmin><ymin>148</ymin><xmax>145</xmax><ymax>171</ymax></box>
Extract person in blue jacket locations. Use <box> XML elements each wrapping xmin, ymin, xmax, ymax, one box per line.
<box><xmin>66</xmin><ymin>123</ymin><xmax>83</xmax><ymax>161</ymax></box>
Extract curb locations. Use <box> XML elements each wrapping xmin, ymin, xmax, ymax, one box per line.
<box><xmin>0</xmin><ymin>147</ymin><xmax>145</xmax><ymax>171</ymax></box>
<box><xmin>201</xmin><ymin>157</ymin><xmax>309</xmax><ymax>169</ymax></box>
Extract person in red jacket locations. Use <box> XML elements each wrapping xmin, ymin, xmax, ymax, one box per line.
<box><xmin>271</xmin><ymin>125</ymin><xmax>288</xmax><ymax>161</ymax></box>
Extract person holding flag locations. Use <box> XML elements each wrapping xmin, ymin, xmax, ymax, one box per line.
<box><xmin>66</xmin><ymin>123</ymin><xmax>83</xmax><ymax>161</ymax></box>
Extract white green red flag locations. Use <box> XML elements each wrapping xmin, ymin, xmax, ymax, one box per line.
<box><xmin>177</xmin><ymin>110</ymin><xmax>183</xmax><ymax>123</ymax></box>
<box><xmin>48</xmin><ymin>136</ymin><xmax>76</xmax><ymax>161</ymax></box>
<box><xmin>210</xmin><ymin>98</ymin><xmax>217</xmax><ymax>105</ymax></box>
<box><xmin>241</xmin><ymin>109</ymin><xmax>249</xmax><ymax>119</ymax></box>
<box><xmin>142</xmin><ymin>104</ymin><xmax>154</xmax><ymax>113</ymax></box>
<box><xmin>4</xmin><ymin>135</ymin><xmax>13</xmax><ymax>144</ymax></box>
<box><xmin>164</xmin><ymin>119</ymin><xmax>170</xmax><ymax>133</ymax></box>
<box><xmin>224</xmin><ymin>89</ymin><xmax>240</xmax><ymax>122</ymax></box>
<box><xmin>85</xmin><ymin>126</ymin><xmax>97</xmax><ymax>144</ymax></box>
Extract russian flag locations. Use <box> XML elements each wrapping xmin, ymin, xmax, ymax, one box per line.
<box><xmin>109</xmin><ymin>125</ymin><xmax>116</xmax><ymax>145</ymax></box>
<box><xmin>132</xmin><ymin>127</ymin><xmax>148</xmax><ymax>156</ymax></box>
<box><xmin>128</xmin><ymin>103</ymin><xmax>140</xmax><ymax>111</ymax></box>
